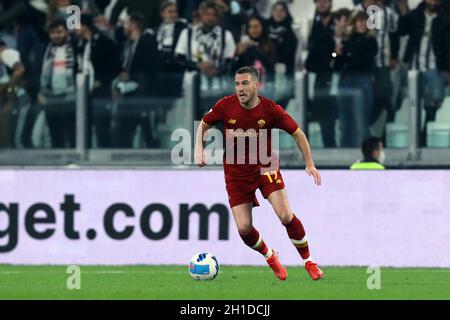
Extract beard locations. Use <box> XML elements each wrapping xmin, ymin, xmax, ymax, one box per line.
<box><xmin>239</xmin><ymin>91</ymin><xmax>255</xmax><ymax>105</ymax></box>
<box><xmin>52</xmin><ymin>38</ymin><xmax>66</xmax><ymax>46</ymax></box>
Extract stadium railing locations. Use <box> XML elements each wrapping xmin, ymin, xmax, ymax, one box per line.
<box><xmin>0</xmin><ymin>69</ymin><xmax>449</xmax><ymax>168</ymax></box>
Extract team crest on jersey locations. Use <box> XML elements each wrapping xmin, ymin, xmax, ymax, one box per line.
<box><xmin>228</xmin><ymin>119</ymin><xmax>237</xmax><ymax>124</ymax></box>
<box><xmin>257</xmin><ymin>119</ymin><xmax>266</xmax><ymax>128</ymax></box>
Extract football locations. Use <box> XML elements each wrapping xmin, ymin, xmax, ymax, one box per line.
<box><xmin>188</xmin><ymin>252</ymin><xmax>220</xmax><ymax>280</ymax></box>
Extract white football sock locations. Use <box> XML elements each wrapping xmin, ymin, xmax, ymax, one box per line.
<box><xmin>303</xmin><ymin>256</ymin><xmax>313</xmax><ymax>264</ymax></box>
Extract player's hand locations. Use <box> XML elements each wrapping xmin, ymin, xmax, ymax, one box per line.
<box><xmin>305</xmin><ymin>164</ymin><xmax>321</xmax><ymax>186</ymax></box>
<box><xmin>194</xmin><ymin>148</ymin><xmax>207</xmax><ymax>167</ymax></box>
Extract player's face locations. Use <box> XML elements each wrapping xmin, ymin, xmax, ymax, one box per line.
<box><xmin>234</xmin><ymin>73</ymin><xmax>258</xmax><ymax>105</ymax></box>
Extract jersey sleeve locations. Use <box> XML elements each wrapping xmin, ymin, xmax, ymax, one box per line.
<box><xmin>271</xmin><ymin>103</ymin><xmax>299</xmax><ymax>134</ymax></box>
<box><xmin>202</xmin><ymin>98</ymin><xmax>225</xmax><ymax>125</ymax></box>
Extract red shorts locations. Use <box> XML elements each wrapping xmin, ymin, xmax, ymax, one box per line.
<box><xmin>225</xmin><ymin>170</ymin><xmax>285</xmax><ymax>208</ymax></box>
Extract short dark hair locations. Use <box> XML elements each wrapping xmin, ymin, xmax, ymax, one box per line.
<box><xmin>48</xmin><ymin>19</ymin><xmax>68</xmax><ymax>31</ymax></box>
<box><xmin>362</xmin><ymin>137</ymin><xmax>382</xmax><ymax>159</ymax></box>
<box><xmin>235</xmin><ymin>66</ymin><xmax>259</xmax><ymax>81</ymax></box>
<box><xmin>332</xmin><ymin>8</ymin><xmax>352</xmax><ymax>20</ymax></box>
<box><xmin>129</xmin><ymin>12</ymin><xmax>146</xmax><ymax>30</ymax></box>
<box><xmin>350</xmin><ymin>10</ymin><xmax>369</xmax><ymax>25</ymax></box>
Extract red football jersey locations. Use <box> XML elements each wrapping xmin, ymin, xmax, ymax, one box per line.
<box><xmin>202</xmin><ymin>95</ymin><xmax>299</xmax><ymax>177</ymax></box>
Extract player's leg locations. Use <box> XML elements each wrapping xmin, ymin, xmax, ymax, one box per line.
<box><xmin>231</xmin><ymin>203</ymin><xmax>287</xmax><ymax>280</ymax></box>
<box><xmin>266</xmin><ymin>188</ymin><xmax>324</xmax><ymax>280</ymax></box>
<box><xmin>231</xmin><ymin>203</ymin><xmax>272</xmax><ymax>259</ymax></box>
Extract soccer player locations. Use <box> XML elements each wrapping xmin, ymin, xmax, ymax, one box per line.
<box><xmin>194</xmin><ymin>66</ymin><xmax>324</xmax><ymax>281</ymax></box>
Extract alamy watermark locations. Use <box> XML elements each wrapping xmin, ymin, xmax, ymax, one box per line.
<box><xmin>367</xmin><ymin>5</ymin><xmax>382</xmax><ymax>30</ymax></box>
<box><xmin>171</xmin><ymin>121</ymin><xmax>281</xmax><ymax>174</ymax></box>
<box><xmin>66</xmin><ymin>265</ymin><xmax>81</xmax><ymax>290</ymax></box>
<box><xmin>366</xmin><ymin>266</ymin><xmax>381</xmax><ymax>290</ymax></box>
<box><xmin>66</xmin><ymin>5</ymin><xmax>81</xmax><ymax>30</ymax></box>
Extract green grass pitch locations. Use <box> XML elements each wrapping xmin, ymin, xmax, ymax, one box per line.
<box><xmin>0</xmin><ymin>265</ymin><xmax>449</xmax><ymax>300</ymax></box>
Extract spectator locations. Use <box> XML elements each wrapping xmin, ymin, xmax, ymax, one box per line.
<box><xmin>0</xmin><ymin>39</ymin><xmax>28</xmax><ymax>148</ymax></box>
<box><xmin>110</xmin><ymin>0</ymin><xmax>165</xmax><ymax>30</ymax></box>
<box><xmin>157</xmin><ymin>1</ymin><xmax>187</xmax><ymax>71</ymax></box>
<box><xmin>398</xmin><ymin>0</ymin><xmax>450</xmax><ymax>146</ymax></box>
<box><xmin>350</xmin><ymin>136</ymin><xmax>386</xmax><ymax>169</ymax></box>
<box><xmin>216</xmin><ymin>0</ymin><xmax>247</xmax><ymax>42</ymax></box>
<box><xmin>76</xmin><ymin>13</ymin><xmax>121</xmax><ymax>148</ymax></box>
<box><xmin>305</xmin><ymin>0</ymin><xmax>342</xmax><ymax>148</ymax></box>
<box><xmin>0</xmin><ymin>40</ymin><xmax>25</xmax><ymax>87</ymax></box>
<box><xmin>389</xmin><ymin>0</ymin><xmax>410</xmax><ymax>117</ymax></box>
<box><xmin>38</xmin><ymin>19</ymin><xmax>78</xmax><ymax>148</ymax></box>
<box><xmin>233</xmin><ymin>15</ymin><xmax>277</xmax><ymax>85</ymax></box>
<box><xmin>0</xmin><ymin>0</ymin><xmax>49</xmax><ymax>102</ymax></box>
<box><xmin>112</xmin><ymin>13</ymin><xmax>162</xmax><ymax>148</ymax></box>
<box><xmin>174</xmin><ymin>0</ymin><xmax>236</xmax><ymax>78</ymax></box>
<box><xmin>334</xmin><ymin>10</ymin><xmax>378</xmax><ymax>148</ymax></box>
<box><xmin>355</xmin><ymin>0</ymin><xmax>400</xmax><ymax>133</ymax></box>
<box><xmin>309</xmin><ymin>0</ymin><xmax>334</xmax><ymax>43</ymax></box>
<box><xmin>268</xmin><ymin>1</ymin><xmax>298</xmax><ymax>76</ymax></box>
<box><xmin>155</xmin><ymin>1</ymin><xmax>188</xmax><ymax>129</ymax></box>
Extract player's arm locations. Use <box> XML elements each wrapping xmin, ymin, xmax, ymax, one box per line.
<box><xmin>291</xmin><ymin>128</ymin><xmax>321</xmax><ymax>186</ymax></box>
<box><xmin>195</xmin><ymin>99</ymin><xmax>226</xmax><ymax>167</ymax></box>
<box><xmin>272</xmin><ymin>102</ymin><xmax>322</xmax><ymax>186</ymax></box>
<box><xmin>194</xmin><ymin>120</ymin><xmax>212</xmax><ymax>167</ymax></box>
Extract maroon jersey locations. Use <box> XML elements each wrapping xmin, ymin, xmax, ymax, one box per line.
<box><xmin>202</xmin><ymin>95</ymin><xmax>299</xmax><ymax>178</ymax></box>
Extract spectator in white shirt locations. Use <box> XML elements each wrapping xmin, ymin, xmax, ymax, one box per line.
<box><xmin>38</xmin><ymin>19</ymin><xmax>78</xmax><ymax>148</ymax></box>
<box><xmin>174</xmin><ymin>0</ymin><xmax>236</xmax><ymax>78</ymax></box>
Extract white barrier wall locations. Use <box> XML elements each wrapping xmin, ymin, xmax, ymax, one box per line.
<box><xmin>0</xmin><ymin>169</ymin><xmax>449</xmax><ymax>267</ymax></box>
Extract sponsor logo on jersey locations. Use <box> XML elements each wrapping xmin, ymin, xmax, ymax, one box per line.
<box><xmin>227</xmin><ymin>129</ymin><xmax>260</xmax><ymax>137</ymax></box>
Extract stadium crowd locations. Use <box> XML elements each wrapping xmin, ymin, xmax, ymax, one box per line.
<box><xmin>0</xmin><ymin>0</ymin><xmax>449</xmax><ymax>149</ymax></box>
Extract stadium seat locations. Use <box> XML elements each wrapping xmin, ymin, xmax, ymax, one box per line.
<box><xmin>386</xmin><ymin>96</ymin><xmax>410</xmax><ymax>148</ymax></box>
<box><xmin>427</xmin><ymin>96</ymin><xmax>450</xmax><ymax>148</ymax></box>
